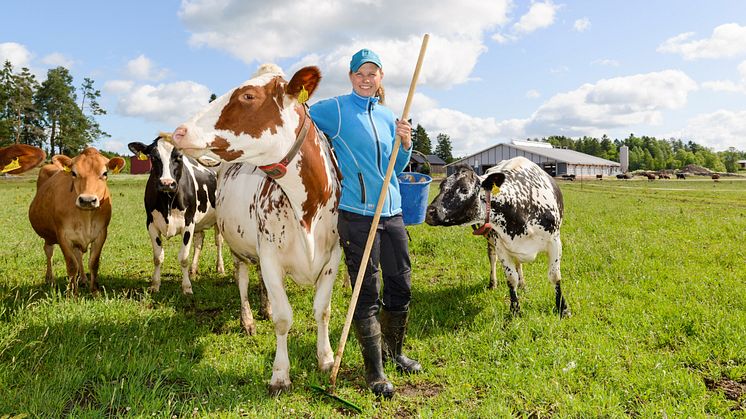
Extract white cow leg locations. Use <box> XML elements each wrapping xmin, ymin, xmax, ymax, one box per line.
<box><xmin>313</xmin><ymin>254</ymin><xmax>338</xmax><ymax>372</ymax></box>
<box><xmin>516</xmin><ymin>263</ymin><xmax>525</xmax><ymax>289</ymax></box>
<box><xmin>149</xmin><ymin>227</ymin><xmax>164</xmax><ymax>293</ymax></box>
<box><xmin>497</xmin><ymin>247</ymin><xmax>522</xmax><ymax>316</ymax></box>
<box><xmin>236</xmin><ymin>258</ymin><xmax>256</xmax><ymax>336</ymax></box>
<box><xmin>262</xmin><ymin>261</ymin><xmax>292</xmax><ymax>396</ymax></box>
<box><xmin>179</xmin><ymin>227</ymin><xmax>196</xmax><ymax>295</ymax></box>
<box><xmin>548</xmin><ymin>235</ymin><xmax>569</xmax><ymax>317</ymax></box>
<box><xmin>214</xmin><ymin>226</ymin><xmax>225</xmax><ymax>274</ymax></box>
<box><xmin>190</xmin><ymin>230</ymin><xmax>205</xmax><ymax>278</ymax></box>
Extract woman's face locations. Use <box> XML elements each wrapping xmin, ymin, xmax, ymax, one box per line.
<box><xmin>349</xmin><ymin>62</ymin><xmax>383</xmax><ymax>97</ymax></box>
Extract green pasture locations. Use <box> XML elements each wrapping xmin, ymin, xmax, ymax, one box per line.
<box><xmin>0</xmin><ymin>173</ymin><xmax>744</xmax><ymax>417</ymax></box>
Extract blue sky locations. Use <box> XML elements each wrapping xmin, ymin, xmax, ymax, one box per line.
<box><xmin>3</xmin><ymin>1</ymin><xmax>746</xmax><ymax>157</ymax></box>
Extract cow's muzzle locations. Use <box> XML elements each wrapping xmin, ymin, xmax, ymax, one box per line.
<box><xmin>76</xmin><ymin>194</ymin><xmax>100</xmax><ymax>210</ymax></box>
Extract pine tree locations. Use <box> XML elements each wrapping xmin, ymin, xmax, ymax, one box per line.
<box><xmin>412</xmin><ymin>124</ymin><xmax>431</xmax><ymax>155</ymax></box>
<box><xmin>35</xmin><ymin>67</ymin><xmax>86</xmax><ymax>155</ymax></box>
<box><xmin>435</xmin><ymin>133</ymin><xmax>454</xmax><ymax>163</ymax></box>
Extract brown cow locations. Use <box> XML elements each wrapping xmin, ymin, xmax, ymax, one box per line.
<box><xmin>0</xmin><ymin>144</ymin><xmax>46</xmax><ymax>175</ymax></box>
<box><xmin>28</xmin><ymin>147</ymin><xmax>125</xmax><ymax>294</ymax></box>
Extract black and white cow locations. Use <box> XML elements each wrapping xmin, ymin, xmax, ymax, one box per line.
<box><xmin>128</xmin><ymin>136</ymin><xmax>225</xmax><ymax>295</ymax></box>
<box><xmin>426</xmin><ymin>156</ymin><xmax>570</xmax><ymax>317</ymax></box>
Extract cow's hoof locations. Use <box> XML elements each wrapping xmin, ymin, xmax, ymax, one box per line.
<box><xmin>182</xmin><ymin>287</ymin><xmax>194</xmax><ymax>296</ymax></box>
<box><xmin>148</xmin><ymin>285</ymin><xmax>160</xmax><ymax>293</ymax></box>
<box><xmin>242</xmin><ymin>321</ymin><xmax>256</xmax><ymax>336</ymax></box>
<box><xmin>318</xmin><ymin>357</ymin><xmax>334</xmax><ymax>372</ymax></box>
<box><xmin>268</xmin><ymin>381</ymin><xmax>291</xmax><ymax>397</ymax></box>
<box><xmin>560</xmin><ymin>309</ymin><xmax>572</xmax><ymax>318</ymax></box>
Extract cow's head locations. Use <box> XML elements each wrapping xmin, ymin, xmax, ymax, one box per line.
<box><xmin>171</xmin><ymin>64</ymin><xmax>321</xmax><ymax>165</ymax></box>
<box><xmin>0</xmin><ymin>144</ymin><xmax>46</xmax><ymax>175</ymax></box>
<box><xmin>54</xmin><ymin>147</ymin><xmax>126</xmax><ymax>210</ymax></box>
<box><xmin>128</xmin><ymin>135</ymin><xmax>185</xmax><ymax>193</ymax></box>
<box><xmin>425</xmin><ymin>166</ymin><xmax>505</xmax><ymax>226</ymax></box>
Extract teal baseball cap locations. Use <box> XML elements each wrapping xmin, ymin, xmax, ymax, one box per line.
<box><xmin>350</xmin><ymin>49</ymin><xmax>382</xmax><ymax>72</ymax></box>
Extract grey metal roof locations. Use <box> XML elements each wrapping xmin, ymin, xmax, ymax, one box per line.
<box><xmin>411</xmin><ymin>153</ymin><xmax>447</xmax><ymax>165</ymax></box>
<box><xmin>509</xmin><ymin>143</ymin><xmax>620</xmax><ymax>166</ymax></box>
<box><xmin>448</xmin><ymin>141</ymin><xmax>620</xmax><ymax>167</ymax></box>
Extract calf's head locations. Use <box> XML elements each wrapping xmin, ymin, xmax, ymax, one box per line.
<box><xmin>128</xmin><ymin>136</ymin><xmax>184</xmax><ymax>193</ymax></box>
<box><xmin>54</xmin><ymin>147</ymin><xmax>125</xmax><ymax>210</ymax></box>
<box><xmin>171</xmin><ymin>64</ymin><xmax>321</xmax><ymax>165</ymax></box>
<box><xmin>426</xmin><ymin>166</ymin><xmax>505</xmax><ymax>226</ymax></box>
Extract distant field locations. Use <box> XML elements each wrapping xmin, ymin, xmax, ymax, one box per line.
<box><xmin>0</xmin><ymin>173</ymin><xmax>744</xmax><ymax>417</ymax></box>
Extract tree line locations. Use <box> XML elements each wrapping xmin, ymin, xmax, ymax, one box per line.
<box><xmin>0</xmin><ymin>60</ymin><xmax>107</xmax><ymax>155</ymax></box>
<box><xmin>412</xmin><ymin>121</ymin><xmax>745</xmax><ymax>173</ymax></box>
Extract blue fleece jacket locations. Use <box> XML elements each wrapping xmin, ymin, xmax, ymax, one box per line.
<box><xmin>310</xmin><ymin>91</ymin><xmax>412</xmax><ymax>217</ymax></box>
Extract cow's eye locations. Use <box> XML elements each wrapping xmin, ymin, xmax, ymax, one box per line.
<box><xmin>102</xmin><ymin>171</ymin><xmax>108</xmax><ymax>178</ymax></box>
<box><xmin>242</xmin><ymin>93</ymin><xmax>255</xmax><ymax>101</ymax></box>
<box><xmin>459</xmin><ymin>187</ymin><xmax>469</xmax><ymax>195</ymax></box>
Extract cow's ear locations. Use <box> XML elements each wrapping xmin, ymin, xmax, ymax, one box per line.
<box><xmin>481</xmin><ymin>172</ymin><xmax>505</xmax><ymax>190</ymax></box>
<box><xmin>52</xmin><ymin>155</ymin><xmax>72</xmax><ymax>172</ymax></box>
<box><xmin>286</xmin><ymin>66</ymin><xmax>321</xmax><ymax>104</ymax></box>
<box><xmin>107</xmin><ymin>157</ymin><xmax>126</xmax><ymax>174</ymax></box>
<box><xmin>128</xmin><ymin>142</ymin><xmax>146</xmax><ymax>155</ymax></box>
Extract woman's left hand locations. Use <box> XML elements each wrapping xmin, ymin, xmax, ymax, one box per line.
<box><xmin>396</xmin><ymin>119</ymin><xmax>412</xmax><ymax>150</ymax></box>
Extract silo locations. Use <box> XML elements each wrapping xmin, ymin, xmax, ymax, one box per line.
<box><xmin>620</xmin><ymin>146</ymin><xmax>629</xmax><ymax>173</ymax></box>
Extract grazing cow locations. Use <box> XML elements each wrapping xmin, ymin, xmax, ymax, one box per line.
<box><xmin>425</xmin><ymin>157</ymin><xmax>569</xmax><ymax>317</ymax></box>
<box><xmin>171</xmin><ymin>64</ymin><xmax>342</xmax><ymax>395</ymax></box>
<box><xmin>616</xmin><ymin>173</ymin><xmax>631</xmax><ymax>179</ymax></box>
<box><xmin>0</xmin><ymin>144</ymin><xmax>46</xmax><ymax>175</ymax></box>
<box><xmin>676</xmin><ymin>173</ymin><xmax>686</xmax><ymax>179</ymax></box>
<box><xmin>596</xmin><ymin>174</ymin><xmax>603</xmax><ymax>180</ymax></box>
<box><xmin>645</xmin><ymin>173</ymin><xmax>656</xmax><ymax>181</ymax></box>
<box><xmin>28</xmin><ymin>148</ymin><xmax>125</xmax><ymax>294</ymax></box>
<box><xmin>712</xmin><ymin>174</ymin><xmax>720</xmax><ymax>181</ymax></box>
<box><xmin>128</xmin><ymin>136</ymin><xmax>225</xmax><ymax>295</ymax></box>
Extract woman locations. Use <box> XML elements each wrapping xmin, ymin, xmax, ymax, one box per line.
<box><xmin>310</xmin><ymin>48</ymin><xmax>422</xmax><ymax>399</ymax></box>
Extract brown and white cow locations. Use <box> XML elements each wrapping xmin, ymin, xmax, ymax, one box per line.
<box><xmin>0</xmin><ymin>144</ymin><xmax>46</xmax><ymax>175</ymax></box>
<box><xmin>171</xmin><ymin>64</ymin><xmax>342</xmax><ymax>395</ymax></box>
<box><xmin>426</xmin><ymin>157</ymin><xmax>570</xmax><ymax>317</ymax></box>
<box><xmin>28</xmin><ymin>147</ymin><xmax>125</xmax><ymax>294</ymax></box>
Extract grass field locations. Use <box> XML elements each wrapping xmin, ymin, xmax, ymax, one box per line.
<box><xmin>0</xmin><ymin>173</ymin><xmax>745</xmax><ymax>417</ymax></box>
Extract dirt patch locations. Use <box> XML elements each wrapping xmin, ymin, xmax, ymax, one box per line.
<box><xmin>705</xmin><ymin>376</ymin><xmax>746</xmax><ymax>400</ymax></box>
<box><xmin>397</xmin><ymin>381</ymin><xmax>444</xmax><ymax>398</ymax></box>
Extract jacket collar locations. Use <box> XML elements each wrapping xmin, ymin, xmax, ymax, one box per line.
<box><xmin>349</xmin><ymin>91</ymin><xmax>379</xmax><ymax>109</ymax></box>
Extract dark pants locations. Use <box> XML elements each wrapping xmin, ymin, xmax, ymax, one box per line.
<box><xmin>338</xmin><ymin>210</ymin><xmax>412</xmax><ymax>320</ymax></box>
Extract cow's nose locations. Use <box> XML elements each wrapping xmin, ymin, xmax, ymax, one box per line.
<box><xmin>77</xmin><ymin>195</ymin><xmax>99</xmax><ymax>209</ymax></box>
<box><xmin>158</xmin><ymin>178</ymin><xmax>177</xmax><ymax>192</ymax></box>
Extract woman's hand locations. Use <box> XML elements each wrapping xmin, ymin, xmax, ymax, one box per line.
<box><xmin>396</xmin><ymin>119</ymin><xmax>413</xmax><ymax>150</ymax></box>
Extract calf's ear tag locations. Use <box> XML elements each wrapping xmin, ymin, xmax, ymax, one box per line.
<box><xmin>1</xmin><ymin>157</ymin><xmax>21</xmax><ymax>173</ymax></box>
<box><xmin>298</xmin><ymin>85</ymin><xmax>309</xmax><ymax>104</ymax></box>
<box><xmin>491</xmin><ymin>185</ymin><xmax>500</xmax><ymax>195</ymax></box>
<box><xmin>113</xmin><ymin>166</ymin><xmax>122</xmax><ymax>174</ymax></box>
<box><xmin>63</xmin><ymin>165</ymin><xmax>71</xmax><ymax>173</ymax></box>
<box><xmin>137</xmin><ymin>152</ymin><xmax>148</xmax><ymax>161</ymax></box>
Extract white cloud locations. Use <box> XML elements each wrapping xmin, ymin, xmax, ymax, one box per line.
<box><xmin>0</xmin><ymin>42</ymin><xmax>33</xmax><ymax>69</ymax></box>
<box><xmin>702</xmin><ymin>59</ymin><xmax>746</xmax><ymax>94</ymax></box>
<box><xmin>592</xmin><ymin>58</ymin><xmax>619</xmax><ymax>67</ymax></box>
<box><xmin>103</xmin><ymin>80</ymin><xmax>135</xmax><ymax>94</ymax></box>
<box><xmin>513</xmin><ymin>1</ymin><xmax>560</xmax><ymax>34</ymax></box>
<box><xmin>525</xmin><ymin>70</ymin><xmax>698</xmax><ymax>137</ymax></box>
<box><xmin>669</xmin><ymin>110</ymin><xmax>746</xmax><ymax>150</ymax></box>
<box><xmin>415</xmin><ymin>108</ymin><xmax>527</xmax><ymax>156</ymax></box>
<box><xmin>115</xmin><ymin>81</ymin><xmax>213</xmax><ymax>125</ymax></box>
<box><xmin>658</xmin><ymin>23</ymin><xmax>746</xmax><ymax>60</ymax></box>
<box><xmin>573</xmin><ymin>18</ymin><xmax>590</xmax><ymax>32</ymax></box>
<box><xmin>526</xmin><ymin>89</ymin><xmax>541</xmax><ymax>99</ymax></box>
<box><xmin>126</xmin><ymin>54</ymin><xmax>168</xmax><ymax>81</ymax></box>
<box><xmin>41</xmin><ymin>52</ymin><xmax>74</xmax><ymax>68</ymax></box>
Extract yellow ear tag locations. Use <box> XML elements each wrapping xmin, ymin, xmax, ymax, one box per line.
<box><xmin>491</xmin><ymin>185</ymin><xmax>500</xmax><ymax>195</ymax></box>
<box><xmin>297</xmin><ymin>85</ymin><xmax>309</xmax><ymax>104</ymax></box>
<box><xmin>1</xmin><ymin>157</ymin><xmax>21</xmax><ymax>173</ymax></box>
<box><xmin>113</xmin><ymin>165</ymin><xmax>122</xmax><ymax>174</ymax></box>
<box><xmin>137</xmin><ymin>152</ymin><xmax>148</xmax><ymax>161</ymax></box>
<box><xmin>63</xmin><ymin>165</ymin><xmax>71</xmax><ymax>173</ymax></box>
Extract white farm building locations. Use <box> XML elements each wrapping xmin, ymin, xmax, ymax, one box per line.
<box><xmin>447</xmin><ymin>140</ymin><xmax>622</xmax><ymax>178</ymax></box>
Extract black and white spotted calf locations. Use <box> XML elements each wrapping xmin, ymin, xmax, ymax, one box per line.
<box><xmin>128</xmin><ymin>136</ymin><xmax>224</xmax><ymax>294</ymax></box>
<box><xmin>426</xmin><ymin>156</ymin><xmax>570</xmax><ymax>317</ymax></box>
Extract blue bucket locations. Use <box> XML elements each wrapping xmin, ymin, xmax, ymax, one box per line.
<box><xmin>397</xmin><ymin>172</ymin><xmax>432</xmax><ymax>225</ymax></box>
